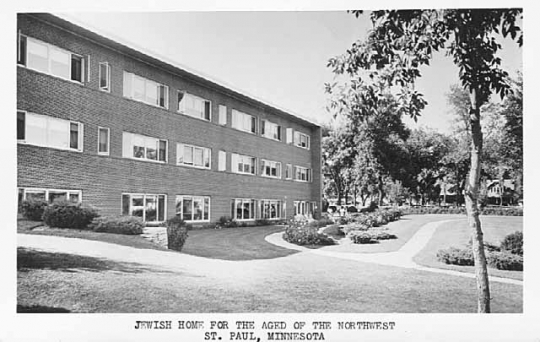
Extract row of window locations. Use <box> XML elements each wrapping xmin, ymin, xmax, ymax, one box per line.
<box><xmin>17</xmin><ymin>110</ymin><xmax>313</xmax><ymax>182</ymax></box>
<box><xmin>17</xmin><ymin>34</ymin><xmax>312</xmax><ymax>150</ymax></box>
<box><xmin>17</xmin><ymin>188</ymin><xmax>315</xmax><ymax>223</ymax></box>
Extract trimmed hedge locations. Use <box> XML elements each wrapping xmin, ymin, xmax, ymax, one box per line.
<box><xmin>166</xmin><ymin>216</ymin><xmax>190</xmax><ymax>251</ymax></box>
<box><xmin>21</xmin><ymin>199</ymin><xmax>48</xmax><ymax>221</ymax></box>
<box><xmin>90</xmin><ymin>216</ymin><xmax>144</xmax><ymax>235</ymax></box>
<box><xmin>400</xmin><ymin>206</ymin><xmax>523</xmax><ymax>216</ymax></box>
<box><xmin>42</xmin><ymin>201</ymin><xmax>99</xmax><ymax>229</ymax></box>
<box><xmin>437</xmin><ymin>247</ymin><xmax>523</xmax><ymax>271</ymax></box>
<box><xmin>283</xmin><ymin>220</ymin><xmax>334</xmax><ymax>246</ymax></box>
<box><xmin>348</xmin><ymin>230</ymin><xmax>397</xmax><ymax>244</ymax></box>
<box><xmin>487</xmin><ymin>251</ymin><xmax>523</xmax><ymax>271</ymax></box>
<box><xmin>436</xmin><ymin>247</ymin><xmax>475</xmax><ymax>266</ymax></box>
<box><xmin>500</xmin><ymin>231</ymin><xmax>523</xmax><ymax>256</ymax></box>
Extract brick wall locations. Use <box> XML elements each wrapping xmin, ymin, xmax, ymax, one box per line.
<box><xmin>17</xmin><ymin>13</ymin><xmax>322</xmax><ymax>222</ymax></box>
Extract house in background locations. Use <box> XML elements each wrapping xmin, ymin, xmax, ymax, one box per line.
<box><xmin>17</xmin><ymin>13</ymin><xmax>322</xmax><ymax>224</ymax></box>
<box><xmin>485</xmin><ymin>179</ymin><xmax>517</xmax><ymax>206</ymax></box>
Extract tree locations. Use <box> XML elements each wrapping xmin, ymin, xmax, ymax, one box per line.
<box><xmin>326</xmin><ymin>9</ymin><xmax>522</xmax><ymax>313</ymax></box>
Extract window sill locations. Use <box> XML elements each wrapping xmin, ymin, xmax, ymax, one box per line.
<box><xmin>18</xmin><ymin>64</ymin><xmax>85</xmax><ymax>87</ymax></box>
<box><xmin>17</xmin><ymin>141</ymin><xmax>83</xmax><ymax>153</ymax></box>
<box><xmin>177</xmin><ymin>110</ymin><xmax>211</xmax><ymax>123</ymax></box>
<box><xmin>177</xmin><ymin>163</ymin><xmax>211</xmax><ymax>171</ymax></box>
<box><xmin>123</xmin><ymin>95</ymin><xmax>169</xmax><ymax>111</ymax></box>
<box><xmin>123</xmin><ymin>156</ymin><xmax>167</xmax><ymax>164</ymax></box>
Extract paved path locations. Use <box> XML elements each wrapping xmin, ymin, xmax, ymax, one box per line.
<box><xmin>265</xmin><ymin>219</ymin><xmax>523</xmax><ymax>286</ymax></box>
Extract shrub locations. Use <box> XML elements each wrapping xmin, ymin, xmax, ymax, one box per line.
<box><xmin>42</xmin><ymin>201</ymin><xmax>99</xmax><ymax>229</ymax></box>
<box><xmin>436</xmin><ymin>247</ymin><xmax>475</xmax><ymax>266</ymax></box>
<box><xmin>255</xmin><ymin>219</ymin><xmax>272</xmax><ymax>226</ymax></box>
<box><xmin>216</xmin><ymin>216</ymin><xmax>238</xmax><ymax>228</ymax></box>
<box><xmin>283</xmin><ymin>220</ymin><xmax>334</xmax><ymax>246</ymax></box>
<box><xmin>166</xmin><ymin>216</ymin><xmax>189</xmax><ymax>251</ymax></box>
<box><xmin>90</xmin><ymin>216</ymin><xmax>144</xmax><ymax>235</ymax></box>
<box><xmin>400</xmin><ymin>205</ymin><xmax>523</xmax><ymax>216</ymax></box>
<box><xmin>500</xmin><ymin>231</ymin><xmax>523</xmax><ymax>256</ymax></box>
<box><xmin>21</xmin><ymin>199</ymin><xmax>48</xmax><ymax>221</ymax></box>
<box><xmin>348</xmin><ymin>230</ymin><xmax>397</xmax><ymax>244</ymax></box>
<box><xmin>487</xmin><ymin>251</ymin><xmax>523</xmax><ymax>271</ymax></box>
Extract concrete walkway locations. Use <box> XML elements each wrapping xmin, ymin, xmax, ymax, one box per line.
<box><xmin>265</xmin><ymin>219</ymin><xmax>523</xmax><ymax>286</ymax></box>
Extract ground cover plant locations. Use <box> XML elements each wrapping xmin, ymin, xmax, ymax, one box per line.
<box><xmin>283</xmin><ymin>218</ymin><xmax>335</xmax><ymax>247</ymax></box>
<box><xmin>337</xmin><ymin>208</ymin><xmax>402</xmax><ymax>244</ymax></box>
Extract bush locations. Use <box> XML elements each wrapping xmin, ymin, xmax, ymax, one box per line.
<box><xmin>283</xmin><ymin>220</ymin><xmax>334</xmax><ymax>246</ymax></box>
<box><xmin>500</xmin><ymin>231</ymin><xmax>523</xmax><ymax>256</ymax></box>
<box><xmin>348</xmin><ymin>230</ymin><xmax>397</xmax><ymax>244</ymax></box>
<box><xmin>254</xmin><ymin>219</ymin><xmax>272</xmax><ymax>226</ymax></box>
<box><xmin>216</xmin><ymin>216</ymin><xmax>238</xmax><ymax>228</ymax></box>
<box><xmin>21</xmin><ymin>199</ymin><xmax>48</xmax><ymax>221</ymax></box>
<box><xmin>166</xmin><ymin>216</ymin><xmax>189</xmax><ymax>251</ymax></box>
<box><xmin>487</xmin><ymin>251</ymin><xmax>523</xmax><ymax>271</ymax></box>
<box><xmin>90</xmin><ymin>216</ymin><xmax>144</xmax><ymax>235</ymax></box>
<box><xmin>436</xmin><ymin>247</ymin><xmax>475</xmax><ymax>266</ymax></box>
<box><xmin>42</xmin><ymin>201</ymin><xmax>99</xmax><ymax>229</ymax></box>
<box><xmin>400</xmin><ymin>205</ymin><xmax>523</xmax><ymax>216</ymax></box>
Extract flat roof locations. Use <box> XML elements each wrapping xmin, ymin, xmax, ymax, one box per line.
<box><xmin>25</xmin><ymin>13</ymin><xmax>319</xmax><ymax>128</ymax></box>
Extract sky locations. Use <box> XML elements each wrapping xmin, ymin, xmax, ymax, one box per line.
<box><xmin>57</xmin><ymin>11</ymin><xmax>522</xmax><ymax>134</ymax></box>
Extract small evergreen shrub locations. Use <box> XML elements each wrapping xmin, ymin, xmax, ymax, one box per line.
<box><xmin>436</xmin><ymin>247</ymin><xmax>475</xmax><ymax>266</ymax></box>
<box><xmin>217</xmin><ymin>216</ymin><xmax>238</xmax><ymax>228</ymax></box>
<box><xmin>348</xmin><ymin>230</ymin><xmax>397</xmax><ymax>244</ymax></box>
<box><xmin>487</xmin><ymin>251</ymin><xmax>523</xmax><ymax>271</ymax></box>
<box><xmin>166</xmin><ymin>216</ymin><xmax>189</xmax><ymax>251</ymax></box>
<box><xmin>255</xmin><ymin>219</ymin><xmax>272</xmax><ymax>226</ymax></box>
<box><xmin>400</xmin><ymin>206</ymin><xmax>522</xmax><ymax>216</ymax></box>
<box><xmin>90</xmin><ymin>216</ymin><xmax>144</xmax><ymax>235</ymax></box>
<box><xmin>500</xmin><ymin>231</ymin><xmax>523</xmax><ymax>256</ymax></box>
<box><xmin>42</xmin><ymin>201</ymin><xmax>99</xmax><ymax>229</ymax></box>
<box><xmin>21</xmin><ymin>199</ymin><xmax>48</xmax><ymax>221</ymax></box>
<box><xmin>283</xmin><ymin>219</ymin><xmax>334</xmax><ymax>246</ymax></box>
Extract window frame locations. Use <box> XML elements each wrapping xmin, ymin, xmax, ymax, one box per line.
<box><xmin>122</xmin><ymin>132</ymin><xmax>168</xmax><ymax>164</ymax></box>
<box><xmin>294</xmin><ymin>166</ymin><xmax>311</xmax><ymax>183</ymax></box>
<box><xmin>99</xmin><ymin>62</ymin><xmax>111</xmax><ymax>92</ymax></box>
<box><xmin>17</xmin><ymin>110</ymin><xmax>84</xmax><ymax>153</ymax></box>
<box><xmin>285</xmin><ymin>164</ymin><xmax>293</xmax><ymax>180</ymax></box>
<box><xmin>97</xmin><ymin>126</ymin><xmax>110</xmax><ymax>155</ymax></box>
<box><xmin>123</xmin><ymin>71</ymin><xmax>169</xmax><ymax>109</ymax></box>
<box><xmin>218</xmin><ymin>150</ymin><xmax>227</xmax><ymax>171</ymax></box>
<box><xmin>175</xmin><ymin>195</ymin><xmax>211</xmax><ymax>223</ymax></box>
<box><xmin>218</xmin><ymin>105</ymin><xmax>227</xmax><ymax>125</ymax></box>
<box><xmin>177</xmin><ymin>91</ymin><xmax>212</xmax><ymax>122</ymax></box>
<box><xmin>231</xmin><ymin>109</ymin><xmax>257</xmax><ymax>134</ymax></box>
<box><xmin>294</xmin><ymin>131</ymin><xmax>311</xmax><ymax>150</ymax></box>
<box><xmin>261</xmin><ymin>119</ymin><xmax>282</xmax><ymax>141</ymax></box>
<box><xmin>177</xmin><ymin>143</ymin><xmax>211</xmax><ymax>170</ymax></box>
<box><xmin>231</xmin><ymin>198</ymin><xmax>257</xmax><ymax>221</ymax></box>
<box><xmin>259</xmin><ymin>199</ymin><xmax>283</xmax><ymax>220</ymax></box>
<box><xmin>121</xmin><ymin>193</ymin><xmax>167</xmax><ymax>222</ymax></box>
<box><xmin>18</xmin><ymin>34</ymin><xmax>85</xmax><ymax>84</ymax></box>
<box><xmin>232</xmin><ymin>153</ymin><xmax>257</xmax><ymax>176</ymax></box>
<box><xmin>260</xmin><ymin>159</ymin><xmax>282</xmax><ymax>179</ymax></box>
<box><xmin>19</xmin><ymin>187</ymin><xmax>82</xmax><ymax>204</ymax></box>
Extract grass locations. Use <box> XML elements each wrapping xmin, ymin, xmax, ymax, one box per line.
<box><xmin>17</xmin><ymin>246</ymin><xmax>522</xmax><ymax>313</ymax></box>
<box><xmin>413</xmin><ymin>216</ymin><xmax>523</xmax><ymax>280</ymax></box>
<box><xmin>182</xmin><ymin>225</ymin><xmax>298</xmax><ymax>260</ymax></box>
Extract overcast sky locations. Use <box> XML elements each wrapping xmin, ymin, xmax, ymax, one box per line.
<box><xmin>57</xmin><ymin>11</ymin><xmax>522</xmax><ymax>133</ymax></box>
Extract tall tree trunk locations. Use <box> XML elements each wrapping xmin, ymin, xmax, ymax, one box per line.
<box><xmin>377</xmin><ymin>175</ymin><xmax>384</xmax><ymax>206</ymax></box>
<box><xmin>466</xmin><ymin>89</ymin><xmax>491</xmax><ymax>313</ymax></box>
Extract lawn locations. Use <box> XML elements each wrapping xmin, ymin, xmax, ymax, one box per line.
<box><xmin>181</xmin><ymin>225</ymin><xmax>298</xmax><ymax>260</ymax></box>
<box><xmin>413</xmin><ymin>216</ymin><xmax>523</xmax><ymax>280</ymax></box>
<box><xmin>17</xmin><ymin>245</ymin><xmax>522</xmax><ymax>313</ymax></box>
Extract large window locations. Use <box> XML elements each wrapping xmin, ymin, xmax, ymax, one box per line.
<box><xmin>231</xmin><ymin>199</ymin><xmax>257</xmax><ymax>220</ymax></box>
<box><xmin>259</xmin><ymin>199</ymin><xmax>282</xmax><ymax>219</ymax></box>
<box><xmin>123</xmin><ymin>71</ymin><xmax>168</xmax><ymax>109</ymax></box>
<box><xmin>18</xmin><ymin>35</ymin><xmax>84</xmax><ymax>83</ymax></box>
<box><xmin>294</xmin><ymin>131</ymin><xmax>311</xmax><ymax>149</ymax></box>
<box><xmin>122</xmin><ymin>132</ymin><xmax>167</xmax><ymax>163</ymax></box>
<box><xmin>177</xmin><ymin>143</ymin><xmax>211</xmax><ymax>169</ymax></box>
<box><xmin>261</xmin><ymin>120</ymin><xmax>282</xmax><ymax>141</ymax></box>
<box><xmin>98</xmin><ymin>127</ymin><xmax>110</xmax><ymax>155</ymax></box>
<box><xmin>232</xmin><ymin>153</ymin><xmax>256</xmax><ymax>175</ymax></box>
<box><xmin>294</xmin><ymin>201</ymin><xmax>316</xmax><ymax>217</ymax></box>
<box><xmin>18</xmin><ymin>188</ymin><xmax>81</xmax><ymax>205</ymax></box>
<box><xmin>231</xmin><ymin>110</ymin><xmax>257</xmax><ymax>134</ymax></box>
<box><xmin>260</xmin><ymin>159</ymin><xmax>281</xmax><ymax>178</ymax></box>
<box><xmin>17</xmin><ymin>111</ymin><xmax>83</xmax><ymax>152</ymax></box>
<box><xmin>99</xmin><ymin>62</ymin><xmax>111</xmax><ymax>92</ymax></box>
<box><xmin>295</xmin><ymin>166</ymin><xmax>312</xmax><ymax>182</ymax></box>
<box><xmin>177</xmin><ymin>92</ymin><xmax>211</xmax><ymax>121</ymax></box>
<box><xmin>176</xmin><ymin>195</ymin><xmax>210</xmax><ymax>222</ymax></box>
<box><xmin>122</xmin><ymin>193</ymin><xmax>166</xmax><ymax>222</ymax></box>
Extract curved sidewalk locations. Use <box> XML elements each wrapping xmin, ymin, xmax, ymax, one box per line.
<box><xmin>265</xmin><ymin>220</ymin><xmax>523</xmax><ymax>286</ymax></box>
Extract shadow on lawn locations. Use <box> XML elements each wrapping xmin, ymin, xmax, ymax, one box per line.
<box><xmin>17</xmin><ymin>304</ymin><xmax>71</xmax><ymax>313</ymax></box>
<box><xmin>17</xmin><ymin>247</ymin><xmax>175</xmax><ymax>275</ymax></box>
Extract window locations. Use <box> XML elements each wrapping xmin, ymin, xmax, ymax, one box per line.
<box><xmin>294</xmin><ymin>201</ymin><xmax>316</xmax><ymax>217</ymax></box>
<box><xmin>176</xmin><ymin>195</ymin><xmax>210</xmax><ymax>222</ymax></box>
<box><xmin>177</xmin><ymin>143</ymin><xmax>211</xmax><ymax>169</ymax></box>
<box><xmin>231</xmin><ymin>153</ymin><xmax>256</xmax><ymax>175</ymax></box>
<box><xmin>285</xmin><ymin>164</ymin><xmax>292</xmax><ymax>180</ymax></box>
<box><xmin>295</xmin><ymin>166</ymin><xmax>312</xmax><ymax>182</ymax></box>
<box><xmin>260</xmin><ymin>159</ymin><xmax>281</xmax><ymax>178</ymax></box>
<box><xmin>259</xmin><ymin>199</ymin><xmax>282</xmax><ymax>219</ymax></box>
<box><xmin>218</xmin><ymin>151</ymin><xmax>226</xmax><ymax>171</ymax></box>
<box><xmin>261</xmin><ymin>120</ymin><xmax>282</xmax><ymax>141</ymax></box>
<box><xmin>294</xmin><ymin>131</ymin><xmax>311</xmax><ymax>149</ymax></box>
<box><xmin>98</xmin><ymin>127</ymin><xmax>110</xmax><ymax>155</ymax></box>
<box><xmin>123</xmin><ymin>71</ymin><xmax>168</xmax><ymax>109</ymax></box>
<box><xmin>122</xmin><ymin>132</ymin><xmax>167</xmax><ymax>163</ymax></box>
<box><xmin>99</xmin><ymin>62</ymin><xmax>111</xmax><ymax>92</ymax></box>
<box><xmin>18</xmin><ymin>35</ymin><xmax>84</xmax><ymax>82</ymax></box>
<box><xmin>177</xmin><ymin>92</ymin><xmax>211</xmax><ymax>121</ymax></box>
<box><xmin>231</xmin><ymin>199</ymin><xmax>257</xmax><ymax>220</ymax></box>
<box><xmin>18</xmin><ymin>188</ymin><xmax>81</xmax><ymax>208</ymax></box>
<box><xmin>17</xmin><ymin>111</ymin><xmax>83</xmax><ymax>152</ymax></box>
<box><xmin>122</xmin><ymin>193</ymin><xmax>166</xmax><ymax>222</ymax></box>
<box><xmin>219</xmin><ymin>105</ymin><xmax>227</xmax><ymax>125</ymax></box>
<box><xmin>232</xmin><ymin>109</ymin><xmax>257</xmax><ymax>134</ymax></box>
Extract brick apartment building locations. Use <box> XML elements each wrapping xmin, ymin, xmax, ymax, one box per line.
<box><xmin>16</xmin><ymin>13</ymin><xmax>322</xmax><ymax>224</ymax></box>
